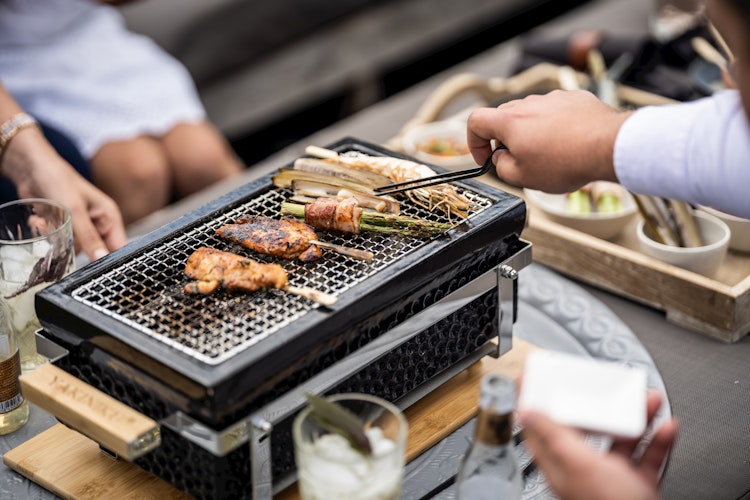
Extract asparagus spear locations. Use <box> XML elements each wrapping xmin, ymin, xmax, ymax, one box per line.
<box><xmin>590</xmin><ymin>182</ymin><xmax>623</xmax><ymax>214</ymax></box>
<box><xmin>566</xmin><ymin>189</ymin><xmax>592</xmax><ymax>214</ymax></box>
<box><xmin>281</xmin><ymin>201</ymin><xmax>451</xmax><ymax>237</ymax></box>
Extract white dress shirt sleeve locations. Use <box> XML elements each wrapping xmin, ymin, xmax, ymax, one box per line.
<box><xmin>614</xmin><ymin>89</ymin><xmax>750</xmax><ymax>219</ymax></box>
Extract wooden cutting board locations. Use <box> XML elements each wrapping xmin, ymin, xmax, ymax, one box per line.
<box><xmin>4</xmin><ymin>339</ymin><xmax>538</xmax><ymax>499</ymax></box>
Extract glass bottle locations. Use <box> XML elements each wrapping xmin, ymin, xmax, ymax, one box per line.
<box><xmin>456</xmin><ymin>373</ymin><xmax>522</xmax><ymax>500</ymax></box>
<box><xmin>0</xmin><ymin>299</ymin><xmax>29</xmax><ymax>434</ymax></box>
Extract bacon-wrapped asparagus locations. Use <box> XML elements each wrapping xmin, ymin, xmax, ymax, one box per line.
<box><xmin>281</xmin><ymin>197</ymin><xmax>451</xmax><ymax>237</ymax></box>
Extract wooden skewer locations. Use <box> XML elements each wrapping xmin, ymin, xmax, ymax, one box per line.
<box><xmin>283</xmin><ymin>285</ymin><xmax>337</xmax><ymax>306</ymax></box>
<box><xmin>633</xmin><ymin>194</ymin><xmax>666</xmax><ymax>245</ymax></box>
<box><xmin>653</xmin><ymin>197</ymin><xmax>686</xmax><ymax>246</ymax></box>
<box><xmin>634</xmin><ymin>194</ymin><xmax>680</xmax><ymax>246</ymax></box>
<box><xmin>708</xmin><ymin>22</ymin><xmax>734</xmax><ymax>61</ymax></box>
<box><xmin>310</xmin><ymin>240</ymin><xmax>374</xmax><ymax>262</ymax></box>
<box><xmin>670</xmin><ymin>201</ymin><xmax>704</xmax><ymax>247</ymax></box>
<box><xmin>557</xmin><ymin>65</ymin><xmax>581</xmax><ymax>91</ymax></box>
<box><xmin>691</xmin><ymin>37</ymin><xmax>727</xmax><ymax>68</ymax></box>
<box><xmin>305</xmin><ymin>145</ymin><xmax>339</xmax><ymax>161</ymax></box>
<box><xmin>586</xmin><ymin>49</ymin><xmax>619</xmax><ymax>108</ymax></box>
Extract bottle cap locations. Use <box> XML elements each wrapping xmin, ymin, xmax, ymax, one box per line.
<box><xmin>479</xmin><ymin>373</ymin><xmax>515</xmax><ymax>414</ymax></box>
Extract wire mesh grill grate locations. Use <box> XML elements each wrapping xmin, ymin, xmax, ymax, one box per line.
<box><xmin>71</xmin><ymin>186</ymin><xmax>494</xmax><ymax>365</ymax></box>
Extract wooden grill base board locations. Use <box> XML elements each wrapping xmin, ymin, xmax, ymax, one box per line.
<box><xmin>3</xmin><ymin>423</ymin><xmax>191</xmax><ymax>499</ymax></box>
<box><xmin>3</xmin><ymin>339</ymin><xmax>538</xmax><ymax>500</ymax></box>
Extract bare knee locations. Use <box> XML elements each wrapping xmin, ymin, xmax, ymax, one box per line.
<box><xmin>162</xmin><ymin>123</ymin><xmax>244</xmax><ymax>197</ymax></box>
<box><xmin>92</xmin><ymin>138</ymin><xmax>172</xmax><ymax>223</ymax></box>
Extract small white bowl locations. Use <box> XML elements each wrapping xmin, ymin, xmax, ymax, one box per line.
<box><xmin>636</xmin><ymin>210</ymin><xmax>730</xmax><ymax>277</ymax></box>
<box><xmin>697</xmin><ymin>205</ymin><xmax>750</xmax><ymax>253</ymax></box>
<box><xmin>401</xmin><ymin>120</ymin><xmax>474</xmax><ymax>169</ymax></box>
<box><xmin>524</xmin><ymin>184</ymin><xmax>638</xmax><ymax>240</ymax></box>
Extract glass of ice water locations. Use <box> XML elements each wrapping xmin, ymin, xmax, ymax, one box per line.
<box><xmin>293</xmin><ymin>393</ymin><xmax>408</xmax><ymax>500</ymax></box>
<box><xmin>0</xmin><ymin>199</ymin><xmax>74</xmax><ymax>372</ymax></box>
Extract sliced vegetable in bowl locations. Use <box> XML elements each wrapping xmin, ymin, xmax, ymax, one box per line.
<box><xmin>566</xmin><ymin>182</ymin><xmax>624</xmax><ymax>214</ymax></box>
<box><xmin>401</xmin><ymin>120</ymin><xmax>475</xmax><ymax>169</ymax></box>
<box><xmin>524</xmin><ymin>182</ymin><xmax>638</xmax><ymax>240</ymax></box>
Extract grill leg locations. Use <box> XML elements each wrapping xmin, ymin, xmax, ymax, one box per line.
<box><xmin>498</xmin><ymin>263</ymin><xmax>520</xmax><ymax>357</ymax></box>
<box><xmin>250</xmin><ymin>417</ymin><xmax>274</xmax><ymax>500</ymax></box>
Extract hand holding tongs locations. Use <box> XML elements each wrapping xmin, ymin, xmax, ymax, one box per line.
<box><xmin>373</xmin><ymin>144</ymin><xmax>507</xmax><ymax>196</ymax></box>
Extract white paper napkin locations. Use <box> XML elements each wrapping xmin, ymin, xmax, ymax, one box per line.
<box><xmin>517</xmin><ymin>350</ymin><xmax>648</xmax><ymax>439</ymax></box>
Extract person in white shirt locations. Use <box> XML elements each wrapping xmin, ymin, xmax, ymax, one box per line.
<box><xmin>466</xmin><ymin>0</ymin><xmax>748</xmax><ymax>498</ymax></box>
<box><xmin>467</xmin><ymin>2</ymin><xmax>749</xmax><ymax>220</ymax></box>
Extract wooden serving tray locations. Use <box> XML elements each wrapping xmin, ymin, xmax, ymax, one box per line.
<box><xmin>388</xmin><ymin>64</ymin><xmax>750</xmax><ymax>343</ymax></box>
<box><xmin>501</xmin><ymin>179</ymin><xmax>750</xmax><ymax>343</ymax></box>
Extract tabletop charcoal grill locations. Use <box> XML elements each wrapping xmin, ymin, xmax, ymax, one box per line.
<box><xmin>33</xmin><ymin>138</ymin><xmax>531</xmax><ymax>499</ymax></box>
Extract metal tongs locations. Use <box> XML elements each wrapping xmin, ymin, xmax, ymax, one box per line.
<box><xmin>373</xmin><ymin>144</ymin><xmax>507</xmax><ymax>196</ymax></box>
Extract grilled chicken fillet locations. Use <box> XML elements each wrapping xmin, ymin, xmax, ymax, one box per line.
<box><xmin>216</xmin><ymin>215</ymin><xmax>322</xmax><ymax>261</ymax></box>
<box><xmin>184</xmin><ymin>247</ymin><xmax>287</xmax><ymax>294</ymax></box>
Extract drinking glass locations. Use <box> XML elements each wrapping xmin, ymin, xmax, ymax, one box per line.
<box><xmin>293</xmin><ymin>393</ymin><xmax>408</xmax><ymax>500</ymax></box>
<box><xmin>0</xmin><ymin>199</ymin><xmax>74</xmax><ymax>372</ymax></box>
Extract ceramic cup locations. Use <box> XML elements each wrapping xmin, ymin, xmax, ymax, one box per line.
<box><xmin>636</xmin><ymin>210</ymin><xmax>730</xmax><ymax>277</ymax></box>
<box><xmin>698</xmin><ymin>206</ymin><xmax>750</xmax><ymax>253</ymax></box>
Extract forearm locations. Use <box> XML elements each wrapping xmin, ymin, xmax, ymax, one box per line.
<box><xmin>0</xmin><ymin>82</ymin><xmax>45</xmax><ymax>182</ymax></box>
<box><xmin>0</xmin><ymin>82</ymin><xmax>24</xmax><ymax>121</ymax></box>
<box><xmin>615</xmin><ymin>90</ymin><xmax>750</xmax><ymax>218</ymax></box>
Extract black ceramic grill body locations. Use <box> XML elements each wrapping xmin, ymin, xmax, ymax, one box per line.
<box><xmin>35</xmin><ymin>138</ymin><xmax>528</xmax><ymax>499</ymax></box>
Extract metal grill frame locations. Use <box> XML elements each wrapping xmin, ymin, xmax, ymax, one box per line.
<box><xmin>35</xmin><ymin>138</ymin><xmax>527</xmax><ymax>427</ymax></box>
<box><xmin>67</xmin><ymin>186</ymin><xmax>493</xmax><ymax>366</ymax></box>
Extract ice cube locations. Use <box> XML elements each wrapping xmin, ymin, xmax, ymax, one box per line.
<box><xmin>312</xmin><ymin>433</ymin><xmax>363</xmax><ymax>462</ymax></box>
<box><xmin>0</xmin><ymin>244</ymin><xmax>35</xmax><ymax>267</ymax></box>
<box><xmin>299</xmin><ymin>430</ymin><xmax>402</xmax><ymax>499</ymax></box>
<box><xmin>301</xmin><ymin>438</ymin><xmax>364</xmax><ymax>496</ymax></box>
<box><xmin>366</xmin><ymin>427</ymin><xmax>396</xmax><ymax>457</ymax></box>
<box><xmin>2</xmin><ymin>261</ymin><xmax>35</xmax><ymax>284</ymax></box>
<box><xmin>31</xmin><ymin>239</ymin><xmax>51</xmax><ymax>259</ymax></box>
<box><xmin>5</xmin><ymin>288</ymin><xmax>38</xmax><ymax>333</ymax></box>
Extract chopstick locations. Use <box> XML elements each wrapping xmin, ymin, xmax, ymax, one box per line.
<box><xmin>632</xmin><ymin>193</ymin><xmax>704</xmax><ymax>247</ymax></box>
<box><xmin>373</xmin><ymin>144</ymin><xmax>506</xmax><ymax>196</ymax></box>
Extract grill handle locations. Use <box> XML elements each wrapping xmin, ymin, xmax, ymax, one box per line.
<box><xmin>19</xmin><ymin>363</ymin><xmax>161</xmax><ymax>461</ymax></box>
